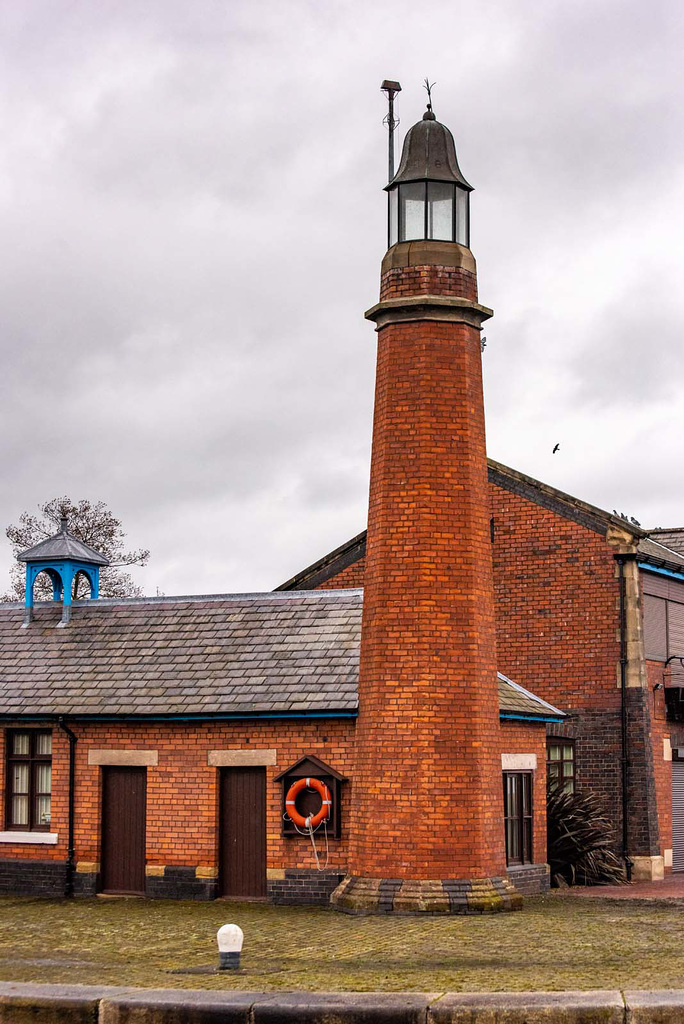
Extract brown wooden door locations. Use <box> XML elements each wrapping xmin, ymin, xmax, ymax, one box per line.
<box><xmin>101</xmin><ymin>767</ymin><xmax>146</xmax><ymax>895</ymax></box>
<box><xmin>219</xmin><ymin>767</ymin><xmax>267</xmax><ymax>898</ymax></box>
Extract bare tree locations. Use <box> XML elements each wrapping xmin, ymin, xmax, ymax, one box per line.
<box><xmin>2</xmin><ymin>497</ymin><xmax>150</xmax><ymax>602</ymax></box>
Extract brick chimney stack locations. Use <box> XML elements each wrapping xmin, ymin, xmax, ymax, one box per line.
<box><xmin>332</xmin><ymin>106</ymin><xmax>521</xmax><ymax>914</ymax></box>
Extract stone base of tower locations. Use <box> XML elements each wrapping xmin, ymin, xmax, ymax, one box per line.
<box><xmin>330</xmin><ymin>875</ymin><xmax>522</xmax><ymax>915</ymax></box>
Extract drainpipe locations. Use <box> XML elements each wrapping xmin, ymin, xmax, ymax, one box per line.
<box><xmin>616</xmin><ymin>556</ymin><xmax>632</xmax><ymax>881</ymax></box>
<box><xmin>57</xmin><ymin>717</ymin><xmax>77</xmax><ymax>898</ymax></box>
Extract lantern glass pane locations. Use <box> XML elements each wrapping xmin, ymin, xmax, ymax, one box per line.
<box><xmin>389</xmin><ymin>188</ymin><xmax>398</xmax><ymax>247</ymax></box>
<box><xmin>399</xmin><ymin>183</ymin><xmax>425</xmax><ymax>241</ymax></box>
<box><xmin>427</xmin><ymin>182</ymin><xmax>454</xmax><ymax>241</ymax></box>
<box><xmin>456</xmin><ymin>187</ymin><xmax>468</xmax><ymax>245</ymax></box>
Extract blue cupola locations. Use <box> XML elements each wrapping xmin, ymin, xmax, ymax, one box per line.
<box><xmin>18</xmin><ymin>517</ymin><xmax>109</xmax><ymax>626</ymax></box>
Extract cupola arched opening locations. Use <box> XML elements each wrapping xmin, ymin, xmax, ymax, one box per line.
<box><xmin>72</xmin><ymin>569</ymin><xmax>95</xmax><ymax>601</ymax></box>
<box><xmin>17</xmin><ymin>517</ymin><xmax>109</xmax><ymax>626</ymax></box>
<box><xmin>29</xmin><ymin>566</ymin><xmax>64</xmax><ymax>603</ymax></box>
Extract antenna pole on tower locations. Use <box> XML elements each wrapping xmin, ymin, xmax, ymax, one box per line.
<box><xmin>381</xmin><ymin>80</ymin><xmax>402</xmax><ymax>185</ymax></box>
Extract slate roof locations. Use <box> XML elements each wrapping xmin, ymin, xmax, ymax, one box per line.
<box><xmin>648</xmin><ymin>528</ymin><xmax>684</xmax><ymax>557</ymax></box>
<box><xmin>0</xmin><ymin>590</ymin><xmax>361</xmax><ymax>718</ymax></box>
<box><xmin>17</xmin><ymin>528</ymin><xmax>110</xmax><ymax>566</ymax></box>
<box><xmin>0</xmin><ymin>589</ymin><xmax>562</xmax><ymax>722</ymax></box>
<box><xmin>638</xmin><ymin>536</ymin><xmax>684</xmax><ymax>572</ymax></box>
<box><xmin>497</xmin><ymin>673</ymin><xmax>564</xmax><ymax>721</ymax></box>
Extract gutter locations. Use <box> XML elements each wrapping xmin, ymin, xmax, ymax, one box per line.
<box><xmin>499</xmin><ymin>712</ymin><xmax>565</xmax><ymax>724</ymax></box>
<box><xmin>1</xmin><ymin>710</ymin><xmax>564</xmax><ymax>724</ymax></box>
<box><xmin>0</xmin><ymin>710</ymin><xmax>358</xmax><ymax>723</ymax></box>
<box><xmin>56</xmin><ymin>718</ymin><xmax>77</xmax><ymax>898</ymax></box>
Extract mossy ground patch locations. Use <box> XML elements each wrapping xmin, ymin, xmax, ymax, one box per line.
<box><xmin>1</xmin><ymin>892</ymin><xmax>684</xmax><ymax>992</ymax></box>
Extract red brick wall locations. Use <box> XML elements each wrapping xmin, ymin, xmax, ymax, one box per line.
<box><xmin>317</xmin><ymin>559</ymin><xmax>366</xmax><ymax>590</ymax></box>
<box><xmin>647</xmin><ymin>659</ymin><xmax>680</xmax><ymax>869</ymax></box>
<box><xmin>499</xmin><ymin>721</ymin><xmax>548</xmax><ymax>865</ymax></box>
<box><xmin>380</xmin><ymin>265</ymin><xmax>478</xmax><ymax>302</ymax></box>
<box><xmin>489</xmin><ymin>487</ymin><xmax>620</xmax><ymax>712</ymax></box>
<box><xmin>482</xmin><ymin>484</ymin><xmax>633</xmax><ymax>847</ymax></box>
<box><xmin>0</xmin><ymin>720</ymin><xmax>354</xmax><ymax>873</ymax></box>
<box><xmin>317</xmin><ymin>483</ymin><xmax>622</xmax><ymax>717</ymax></box>
<box><xmin>350</xmin><ymin>253</ymin><xmax>506</xmax><ymax>881</ymax></box>
<box><xmin>1</xmin><ymin>713</ymin><xmax>553</xmax><ymax>879</ymax></box>
<box><xmin>315</xmin><ymin>481</ymin><xmax>649</xmax><ymax>855</ymax></box>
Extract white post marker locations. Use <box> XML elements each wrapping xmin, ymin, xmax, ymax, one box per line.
<box><xmin>217</xmin><ymin>923</ymin><xmax>244</xmax><ymax>970</ymax></box>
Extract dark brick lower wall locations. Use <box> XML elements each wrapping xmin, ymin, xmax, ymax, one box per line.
<box><xmin>0</xmin><ymin>857</ymin><xmax>66</xmax><ymax>896</ymax></box>
<box><xmin>507</xmin><ymin>863</ymin><xmax>550</xmax><ymax>895</ymax></box>
<box><xmin>0</xmin><ymin>861</ymin><xmax>217</xmax><ymax>899</ymax></box>
<box><xmin>146</xmin><ymin>867</ymin><xmax>217</xmax><ymax>900</ymax></box>
<box><xmin>548</xmin><ymin>694</ymin><xmax>661</xmax><ymax>862</ymax></box>
<box><xmin>73</xmin><ymin>871</ymin><xmax>98</xmax><ymax>897</ymax></box>
<box><xmin>268</xmin><ymin>869</ymin><xmax>345</xmax><ymax>905</ymax></box>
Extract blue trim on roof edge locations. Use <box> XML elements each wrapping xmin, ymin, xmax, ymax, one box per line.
<box><xmin>0</xmin><ymin>711</ymin><xmax>358</xmax><ymax>723</ymax></box>
<box><xmin>0</xmin><ymin>710</ymin><xmax>563</xmax><ymax>724</ymax></box>
<box><xmin>638</xmin><ymin>561</ymin><xmax>684</xmax><ymax>583</ymax></box>
<box><xmin>500</xmin><ymin>712</ymin><xmax>565</xmax><ymax>724</ymax></box>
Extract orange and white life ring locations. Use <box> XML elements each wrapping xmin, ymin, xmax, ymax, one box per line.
<box><xmin>285</xmin><ymin>777</ymin><xmax>332</xmax><ymax>829</ymax></box>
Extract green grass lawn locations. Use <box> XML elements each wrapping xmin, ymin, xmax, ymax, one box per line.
<box><xmin>1</xmin><ymin>892</ymin><xmax>683</xmax><ymax>992</ymax></box>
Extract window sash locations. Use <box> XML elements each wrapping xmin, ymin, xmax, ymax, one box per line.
<box><xmin>546</xmin><ymin>739</ymin><xmax>575</xmax><ymax>794</ymax></box>
<box><xmin>5</xmin><ymin>730</ymin><xmax>52</xmax><ymax>831</ymax></box>
<box><xmin>503</xmin><ymin>771</ymin><xmax>533</xmax><ymax>865</ymax></box>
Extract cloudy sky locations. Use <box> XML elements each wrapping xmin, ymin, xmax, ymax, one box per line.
<box><xmin>1</xmin><ymin>0</ymin><xmax>683</xmax><ymax>597</ymax></box>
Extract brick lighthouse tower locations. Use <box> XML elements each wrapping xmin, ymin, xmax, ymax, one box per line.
<box><xmin>332</xmin><ymin>96</ymin><xmax>521</xmax><ymax>914</ymax></box>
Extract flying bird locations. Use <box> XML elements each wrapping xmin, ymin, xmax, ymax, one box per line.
<box><xmin>552</xmin><ymin>443</ymin><xmax>560</xmax><ymax>454</ymax></box>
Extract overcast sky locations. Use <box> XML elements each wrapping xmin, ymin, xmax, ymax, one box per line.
<box><xmin>1</xmin><ymin>0</ymin><xmax>683</xmax><ymax>597</ymax></box>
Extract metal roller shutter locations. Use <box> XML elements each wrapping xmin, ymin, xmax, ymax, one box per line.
<box><xmin>672</xmin><ymin>762</ymin><xmax>684</xmax><ymax>873</ymax></box>
<box><xmin>644</xmin><ymin>595</ymin><xmax>668</xmax><ymax>661</ymax></box>
<box><xmin>642</xmin><ymin>573</ymin><xmax>671</xmax><ymax>600</ymax></box>
<box><xmin>641</xmin><ymin>571</ymin><xmax>684</xmax><ymax>604</ymax></box>
<box><xmin>669</xmin><ymin>602</ymin><xmax>684</xmax><ymax>658</ymax></box>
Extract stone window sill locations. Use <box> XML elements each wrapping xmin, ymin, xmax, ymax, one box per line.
<box><xmin>0</xmin><ymin>831</ymin><xmax>58</xmax><ymax>844</ymax></box>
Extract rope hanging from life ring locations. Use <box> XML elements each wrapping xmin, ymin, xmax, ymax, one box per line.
<box><xmin>285</xmin><ymin>776</ymin><xmax>332</xmax><ymax>830</ymax></box>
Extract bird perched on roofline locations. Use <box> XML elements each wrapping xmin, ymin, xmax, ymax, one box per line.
<box><xmin>552</xmin><ymin>443</ymin><xmax>560</xmax><ymax>454</ymax></box>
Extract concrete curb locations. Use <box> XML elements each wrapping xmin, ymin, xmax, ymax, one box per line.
<box><xmin>429</xmin><ymin>990</ymin><xmax>624</xmax><ymax>1022</ymax></box>
<box><xmin>3</xmin><ymin>983</ymin><xmax>684</xmax><ymax>1023</ymax></box>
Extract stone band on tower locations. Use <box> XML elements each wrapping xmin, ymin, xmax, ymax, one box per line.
<box><xmin>331</xmin><ymin>103</ymin><xmax>520</xmax><ymax>914</ymax></box>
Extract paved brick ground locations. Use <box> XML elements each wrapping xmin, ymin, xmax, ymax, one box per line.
<box><xmin>566</xmin><ymin>874</ymin><xmax>684</xmax><ymax>900</ymax></box>
<box><xmin>4</xmin><ymin>893</ymin><xmax>684</xmax><ymax>992</ymax></box>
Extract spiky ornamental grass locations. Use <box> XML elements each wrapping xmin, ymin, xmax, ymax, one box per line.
<box><xmin>547</xmin><ymin>787</ymin><xmax>627</xmax><ymax>887</ymax></box>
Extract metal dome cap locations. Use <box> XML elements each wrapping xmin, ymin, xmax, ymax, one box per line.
<box><xmin>387</xmin><ymin>107</ymin><xmax>473</xmax><ymax>192</ymax></box>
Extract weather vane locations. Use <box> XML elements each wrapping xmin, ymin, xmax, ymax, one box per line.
<box><xmin>423</xmin><ymin>77</ymin><xmax>436</xmax><ymax>113</ymax></box>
